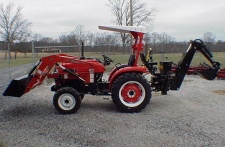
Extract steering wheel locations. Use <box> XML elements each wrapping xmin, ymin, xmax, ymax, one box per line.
<box><xmin>102</xmin><ymin>54</ymin><xmax>113</xmax><ymax>66</ymax></box>
<box><xmin>102</xmin><ymin>54</ymin><xmax>113</xmax><ymax>62</ymax></box>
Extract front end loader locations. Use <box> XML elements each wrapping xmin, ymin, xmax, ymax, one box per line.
<box><xmin>3</xmin><ymin>25</ymin><xmax>221</xmax><ymax>114</ymax></box>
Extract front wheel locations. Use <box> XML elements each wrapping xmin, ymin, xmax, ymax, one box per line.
<box><xmin>53</xmin><ymin>87</ymin><xmax>81</xmax><ymax>114</ymax></box>
<box><xmin>111</xmin><ymin>73</ymin><xmax>151</xmax><ymax>113</ymax></box>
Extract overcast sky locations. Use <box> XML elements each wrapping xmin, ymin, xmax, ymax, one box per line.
<box><xmin>1</xmin><ymin>0</ymin><xmax>225</xmax><ymax>41</ymax></box>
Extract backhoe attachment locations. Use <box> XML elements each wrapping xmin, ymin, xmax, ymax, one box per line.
<box><xmin>172</xmin><ymin>39</ymin><xmax>220</xmax><ymax>90</ymax></box>
<box><xmin>146</xmin><ymin>39</ymin><xmax>220</xmax><ymax>94</ymax></box>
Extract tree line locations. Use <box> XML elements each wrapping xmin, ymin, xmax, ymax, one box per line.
<box><xmin>0</xmin><ymin>1</ymin><xmax>224</xmax><ymax>60</ymax></box>
<box><xmin>1</xmin><ymin>30</ymin><xmax>224</xmax><ymax>58</ymax></box>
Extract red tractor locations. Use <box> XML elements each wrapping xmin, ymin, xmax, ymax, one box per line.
<box><xmin>3</xmin><ymin>26</ymin><xmax>220</xmax><ymax>114</ymax></box>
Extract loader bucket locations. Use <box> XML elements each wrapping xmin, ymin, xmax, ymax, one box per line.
<box><xmin>3</xmin><ymin>74</ymin><xmax>33</xmax><ymax>97</ymax></box>
<box><xmin>197</xmin><ymin>68</ymin><xmax>219</xmax><ymax>80</ymax></box>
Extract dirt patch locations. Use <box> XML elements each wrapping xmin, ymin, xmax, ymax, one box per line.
<box><xmin>0</xmin><ymin>141</ymin><xmax>7</xmax><ymax>147</ymax></box>
<box><xmin>212</xmin><ymin>90</ymin><xmax>225</xmax><ymax>95</ymax></box>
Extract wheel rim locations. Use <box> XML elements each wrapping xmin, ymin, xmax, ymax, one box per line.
<box><xmin>119</xmin><ymin>81</ymin><xmax>145</xmax><ymax>107</ymax></box>
<box><xmin>58</xmin><ymin>93</ymin><xmax>76</xmax><ymax>111</ymax></box>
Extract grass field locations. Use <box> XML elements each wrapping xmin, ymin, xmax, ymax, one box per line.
<box><xmin>0</xmin><ymin>51</ymin><xmax>224</xmax><ymax>70</ymax></box>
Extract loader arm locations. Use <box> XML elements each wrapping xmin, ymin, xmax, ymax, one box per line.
<box><xmin>3</xmin><ymin>54</ymin><xmax>81</xmax><ymax>97</ymax></box>
<box><xmin>171</xmin><ymin>39</ymin><xmax>220</xmax><ymax>90</ymax></box>
<box><xmin>25</xmin><ymin>54</ymin><xmax>82</xmax><ymax>92</ymax></box>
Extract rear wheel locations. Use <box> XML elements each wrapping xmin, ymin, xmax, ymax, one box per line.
<box><xmin>111</xmin><ymin>73</ymin><xmax>151</xmax><ymax>112</ymax></box>
<box><xmin>53</xmin><ymin>87</ymin><xmax>81</xmax><ymax>114</ymax></box>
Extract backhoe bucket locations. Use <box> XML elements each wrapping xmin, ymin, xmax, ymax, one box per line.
<box><xmin>197</xmin><ymin>68</ymin><xmax>219</xmax><ymax>80</ymax></box>
<box><xmin>3</xmin><ymin>75</ymin><xmax>33</xmax><ymax>97</ymax></box>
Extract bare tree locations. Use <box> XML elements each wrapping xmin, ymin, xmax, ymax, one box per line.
<box><xmin>107</xmin><ymin>0</ymin><xmax>156</xmax><ymax>53</ymax></box>
<box><xmin>39</xmin><ymin>37</ymin><xmax>56</xmax><ymax>44</ymax></box>
<box><xmin>144</xmin><ymin>32</ymin><xmax>158</xmax><ymax>54</ymax></box>
<box><xmin>215</xmin><ymin>40</ymin><xmax>225</xmax><ymax>52</ymax></box>
<box><xmin>156</xmin><ymin>32</ymin><xmax>176</xmax><ymax>54</ymax></box>
<box><xmin>203</xmin><ymin>32</ymin><xmax>216</xmax><ymax>42</ymax></box>
<box><xmin>0</xmin><ymin>3</ymin><xmax>32</xmax><ymax>59</ymax></box>
<box><xmin>202</xmin><ymin>32</ymin><xmax>216</xmax><ymax>49</ymax></box>
<box><xmin>86</xmin><ymin>31</ymin><xmax>95</xmax><ymax>46</ymax></box>
<box><xmin>97</xmin><ymin>33</ymin><xmax>119</xmax><ymax>53</ymax></box>
<box><xmin>33</xmin><ymin>33</ymin><xmax>43</xmax><ymax>42</ymax></box>
<box><xmin>72</xmin><ymin>25</ymin><xmax>86</xmax><ymax>45</ymax></box>
<box><xmin>58</xmin><ymin>34</ymin><xmax>78</xmax><ymax>45</ymax></box>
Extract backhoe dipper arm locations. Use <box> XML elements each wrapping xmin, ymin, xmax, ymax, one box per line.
<box><xmin>172</xmin><ymin>39</ymin><xmax>220</xmax><ymax>90</ymax></box>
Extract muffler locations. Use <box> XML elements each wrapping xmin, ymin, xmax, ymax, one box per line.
<box><xmin>3</xmin><ymin>74</ymin><xmax>33</xmax><ymax>97</ymax></box>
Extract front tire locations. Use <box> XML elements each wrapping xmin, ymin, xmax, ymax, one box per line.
<box><xmin>53</xmin><ymin>87</ymin><xmax>81</xmax><ymax>114</ymax></box>
<box><xmin>112</xmin><ymin>73</ymin><xmax>151</xmax><ymax>113</ymax></box>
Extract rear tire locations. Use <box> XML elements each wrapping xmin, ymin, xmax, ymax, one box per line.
<box><xmin>53</xmin><ymin>87</ymin><xmax>81</xmax><ymax>114</ymax></box>
<box><xmin>112</xmin><ymin>73</ymin><xmax>151</xmax><ymax>113</ymax></box>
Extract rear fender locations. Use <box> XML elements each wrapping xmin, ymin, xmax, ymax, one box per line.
<box><xmin>109</xmin><ymin>66</ymin><xmax>146</xmax><ymax>89</ymax></box>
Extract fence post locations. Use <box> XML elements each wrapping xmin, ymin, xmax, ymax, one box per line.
<box><xmin>7</xmin><ymin>41</ymin><xmax>11</xmax><ymax>81</ymax></box>
<box><xmin>32</xmin><ymin>41</ymin><xmax>35</xmax><ymax>66</ymax></box>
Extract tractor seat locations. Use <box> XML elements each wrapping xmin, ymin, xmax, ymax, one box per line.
<box><xmin>140</xmin><ymin>53</ymin><xmax>157</xmax><ymax>66</ymax></box>
<box><xmin>128</xmin><ymin>54</ymin><xmax>135</xmax><ymax>66</ymax></box>
<box><xmin>114</xmin><ymin>54</ymin><xmax>135</xmax><ymax>70</ymax></box>
<box><xmin>140</xmin><ymin>53</ymin><xmax>158</xmax><ymax>74</ymax></box>
<box><xmin>140</xmin><ymin>53</ymin><xmax>157</xmax><ymax>74</ymax></box>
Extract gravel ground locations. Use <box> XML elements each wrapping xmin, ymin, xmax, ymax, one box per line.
<box><xmin>0</xmin><ymin>65</ymin><xmax>225</xmax><ymax>147</ymax></box>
